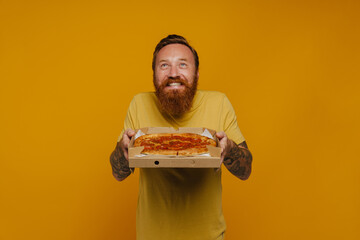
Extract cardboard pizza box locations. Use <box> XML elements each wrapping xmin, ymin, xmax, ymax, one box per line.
<box><xmin>128</xmin><ymin>127</ymin><xmax>222</xmax><ymax>168</ymax></box>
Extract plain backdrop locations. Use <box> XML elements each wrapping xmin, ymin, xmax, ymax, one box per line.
<box><xmin>1</xmin><ymin>0</ymin><xmax>359</xmax><ymax>239</ymax></box>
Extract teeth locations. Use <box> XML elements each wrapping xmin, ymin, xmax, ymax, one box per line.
<box><xmin>168</xmin><ymin>83</ymin><xmax>181</xmax><ymax>86</ymax></box>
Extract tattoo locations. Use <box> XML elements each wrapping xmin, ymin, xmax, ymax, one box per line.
<box><xmin>223</xmin><ymin>141</ymin><xmax>252</xmax><ymax>180</ymax></box>
<box><xmin>238</xmin><ymin>141</ymin><xmax>248</xmax><ymax>149</ymax></box>
<box><xmin>110</xmin><ymin>143</ymin><xmax>131</xmax><ymax>181</ymax></box>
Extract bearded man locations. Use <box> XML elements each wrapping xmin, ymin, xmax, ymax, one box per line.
<box><xmin>110</xmin><ymin>34</ymin><xmax>253</xmax><ymax>240</ymax></box>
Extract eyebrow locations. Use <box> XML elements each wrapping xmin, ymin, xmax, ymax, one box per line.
<box><xmin>159</xmin><ymin>58</ymin><xmax>187</xmax><ymax>62</ymax></box>
<box><xmin>158</xmin><ymin>58</ymin><xmax>188</xmax><ymax>63</ymax></box>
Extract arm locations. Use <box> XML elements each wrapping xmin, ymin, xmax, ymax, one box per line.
<box><xmin>110</xmin><ymin>129</ymin><xmax>135</xmax><ymax>181</ymax></box>
<box><xmin>216</xmin><ymin>132</ymin><xmax>253</xmax><ymax>180</ymax></box>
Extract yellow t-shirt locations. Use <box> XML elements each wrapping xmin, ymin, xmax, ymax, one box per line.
<box><xmin>120</xmin><ymin>90</ymin><xmax>245</xmax><ymax>240</ymax></box>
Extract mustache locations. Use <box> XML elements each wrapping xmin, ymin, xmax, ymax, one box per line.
<box><xmin>159</xmin><ymin>77</ymin><xmax>191</xmax><ymax>88</ymax></box>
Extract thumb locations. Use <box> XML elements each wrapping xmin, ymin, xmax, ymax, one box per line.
<box><xmin>128</xmin><ymin>129</ymin><xmax>136</xmax><ymax>137</ymax></box>
<box><xmin>216</xmin><ymin>131</ymin><xmax>225</xmax><ymax>139</ymax></box>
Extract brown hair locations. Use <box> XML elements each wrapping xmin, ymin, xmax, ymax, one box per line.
<box><xmin>152</xmin><ymin>34</ymin><xmax>199</xmax><ymax>72</ymax></box>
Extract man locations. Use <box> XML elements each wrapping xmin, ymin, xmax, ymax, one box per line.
<box><xmin>110</xmin><ymin>34</ymin><xmax>252</xmax><ymax>240</ymax></box>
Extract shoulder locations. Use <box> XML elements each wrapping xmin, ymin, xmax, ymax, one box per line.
<box><xmin>196</xmin><ymin>90</ymin><xmax>227</xmax><ymax>101</ymax></box>
<box><xmin>127</xmin><ymin>92</ymin><xmax>159</xmax><ymax>114</ymax></box>
<box><xmin>196</xmin><ymin>90</ymin><xmax>231</xmax><ymax>106</ymax></box>
<box><xmin>197</xmin><ymin>90</ymin><xmax>236</xmax><ymax>114</ymax></box>
<box><xmin>197</xmin><ymin>90</ymin><xmax>226</xmax><ymax>97</ymax></box>
<box><xmin>133</xmin><ymin>92</ymin><xmax>156</xmax><ymax>100</ymax></box>
<box><xmin>130</xmin><ymin>92</ymin><xmax>157</xmax><ymax>105</ymax></box>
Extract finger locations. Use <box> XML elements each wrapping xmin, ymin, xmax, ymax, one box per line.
<box><xmin>219</xmin><ymin>137</ymin><xmax>228</xmax><ymax>150</ymax></box>
<box><xmin>120</xmin><ymin>141</ymin><xmax>129</xmax><ymax>160</ymax></box>
<box><xmin>123</xmin><ymin>150</ymin><xmax>128</xmax><ymax>160</ymax></box>
<box><xmin>124</xmin><ymin>129</ymin><xmax>134</xmax><ymax>137</ymax></box>
<box><xmin>215</xmin><ymin>131</ymin><xmax>224</xmax><ymax>137</ymax></box>
<box><xmin>214</xmin><ymin>155</ymin><xmax>224</xmax><ymax>172</ymax></box>
<box><xmin>127</xmin><ymin>129</ymin><xmax>136</xmax><ymax>137</ymax></box>
<box><xmin>122</xmin><ymin>129</ymin><xmax>135</xmax><ymax>143</ymax></box>
<box><xmin>215</xmin><ymin>162</ymin><xmax>222</xmax><ymax>172</ymax></box>
<box><xmin>121</xmin><ymin>136</ymin><xmax>130</xmax><ymax>147</ymax></box>
<box><xmin>120</xmin><ymin>130</ymin><xmax>132</xmax><ymax>150</ymax></box>
<box><xmin>216</xmin><ymin>131</ymin><xmax>226</xmax><ymax>139</ymax></box>
<box><xmin>122</xmin><ymin>132</ymin><xmax>130</xmax><ymax>142</ymax></box>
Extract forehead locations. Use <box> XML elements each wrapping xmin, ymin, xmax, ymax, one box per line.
<box><xmin>156</xmin><ymin>44</ymin><xmax>194</xmax><ymax>63</ymax></box>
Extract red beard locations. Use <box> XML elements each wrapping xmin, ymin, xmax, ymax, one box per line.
<box><xmin>154</xmin><ymin>76</ymin><xmax>198</xmax><ymax>116</ymax></box>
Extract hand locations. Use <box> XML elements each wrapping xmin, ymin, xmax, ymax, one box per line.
<box><xmin>215</xmin><ymin>131</ymin><xmax>236</xmax><ymax>167</ymax></box>
<box><xmin>118</xmin><ymin>129</ymin><xmax>136</xmax><ymax>160</ymax></box>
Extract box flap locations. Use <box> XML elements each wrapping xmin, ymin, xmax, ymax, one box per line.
<box><xmin>145</xmin><ymin>127</ymin><xmax>178</xmax><ymax>134</ymax></box>
<box><xmin>207</xmin><ymin>145</ymin><xmax>221</xmax><ymax>157</ymax></box>
<box><xmin>129</xmin><ymin>146</ymin><xmax>145</xmax><ymax>157</ymax></box>
<box><xmin>177</xmin><ymin>127</ymin><xmax>204</xmax><ymax>134</ymax></box>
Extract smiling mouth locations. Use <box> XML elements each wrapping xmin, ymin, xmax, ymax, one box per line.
<box><xmin>167</xmin><ymin>82</ymin><xmax>182</xmax><ymax>86</ymax></box>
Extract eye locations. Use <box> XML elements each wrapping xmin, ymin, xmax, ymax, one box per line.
<box><xmin>180</xmin><ymin>63</ymin><xmax>187</xmax><ymax>68</ymax></box>
<box><xmin>160</xmin><ymin>63</ymin><xmax>168</xmax><ymax>68</ymax></box>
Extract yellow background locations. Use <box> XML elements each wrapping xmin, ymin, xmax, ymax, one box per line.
<box><xmin>1</xmin><ymin>0</ymin><xmax>359</xmax><ymax>239</ymax></box>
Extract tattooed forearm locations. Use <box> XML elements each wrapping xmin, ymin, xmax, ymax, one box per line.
<box><xmin>110</xmin><ymin>143</ymin><xmax>131</xmax><ymax>181</ymax></box>
<box><xmin>223</xmin><ymin>141</ymin><xmax>252</xmax><ymax>180</ymax></box>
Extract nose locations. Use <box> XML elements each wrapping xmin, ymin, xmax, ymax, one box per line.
<box><xmin>168</xmin><ymin>66</ymin><xmax>180</xmax><ymax>78</ymax></box>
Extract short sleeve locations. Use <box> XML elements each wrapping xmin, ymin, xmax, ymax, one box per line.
<box><xmin>221</xmin><ymin>95</ymin><xmax>246</xmax><ymax>145</ymax></box>
<box><xmin>117</xmin><ymin>97</ymin><xmax>137</xmax><ymax>142</ymax></box>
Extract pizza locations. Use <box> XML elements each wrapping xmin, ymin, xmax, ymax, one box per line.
<box><xmin>133</xmin><ymin>133</ymin><xmax>217</xmax><ymax>156</ymax></box>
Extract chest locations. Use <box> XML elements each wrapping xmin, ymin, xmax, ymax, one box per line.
<box><xmin>135</xmin><ymin>104</ymin><xmax>224</xmax><ymax>132</ymax></box>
